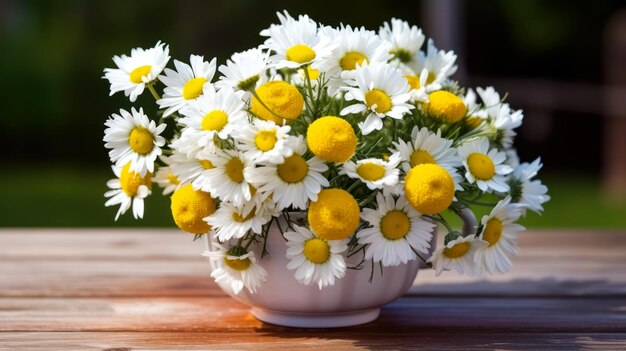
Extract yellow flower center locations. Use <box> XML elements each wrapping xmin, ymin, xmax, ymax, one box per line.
<box><xmin>466</xmin><ymin>116</ymin><xmax>483</xmax><ymax>129</ymax></box>
<box><xmin>224</xmin><ymin>257</ymin><xmax>251</xmax><ymax>271</ymax></box>
<box><xmin>356</xmin><ymin>162</ymin><xmax>386</xmax><ymax>181</ymax></box>
<box><xmin>119</xmin><ymin>163</ymin><xmax>152</xmax><ymax>197</ymax></box>
<box><xmin>405</xmin><ymin>75</ymin><xmax>421</xmax><ymax>90</ymax></box>
<box><xmin>467</xmin><ymin>153</ymin><xmax>495</xmax><ymax>181</ymax></box>
<box><xmin>255</xmin><ymin>130</ymin><xmax>278</xmax><ymax>152</ymax></box>
<box><xmin>286</xmin><ymin>44</ymin><xmax>316</xmax><ymax>64</ymax></box>
<box><xmin>405</xmin><ymin>163</ymin><xmax>454</xmax><ymax>215</ymax></box>
<box><xmin>303</xmin><ymin>238</ymin><xmax>331</xmax><ymax>264</ymax></box>
<box><xmin>424</xmin><ymin>90</ymin><xmax>467</xmax><ymax>123</ymax></box>
<box><xmin>129</xmin><ymin>65</ymin><xmax>151</xmax><ymax>84</ymax></box>
<box><xmin>128</xmin><ymin>127</ymin><xmax>155</xmax><ymax>155</ymax></box>
<box><xmin>340</xmin><ymin>51</ymin><xmax>368</xmax><ymax>71</ymax></box>
<box><xmin>482</xmin><ymin>218</ymin><xmax>503</xmax><ymax>247</ymax></box>
<box><xmin>232</xmin><ymin>208</ymin><xmax>256</xmax><ymax>223</ymax></box>
<box><xmin>365</xmin><ymin>89</ymin><xmax>392</xmax><ymax>113</ymax></box>
<box><xmin>306</xmin><ymin>116</ymin><xmax>357</xmax><ymax>163</ymax></box>
<box><xmin>277</xmin><ymin>154</ymin><xmax>309</xmax><ymax>183</ymax></box>
<box><xmin>250</xmin><ymin>81</ymin><xmax>304</xmax><ymax>124</ymax></box>
<box><xmin>410</xmin><ymin>150</ymin><xmax>436</xmax><ymax>167</ymax></box>
<box><xmin>167</xmin><ymin>172</ymin><xmax>180</xmax><ymax>185</ymax></box>
<box><xmin>200</xmin><ymin>160</ymin><xmax>214</xmax><ymax>170</ymax></box>
<box><xmin>308</xmin><ymin>188</ymin><xmax>360</xmax><ymax>240</ymax></box>
<box><xmin>301</xmin><ymin>66</ymin><xmax>320</xmax><ymax>80</ymax></box>
<box><xmin>182</xmin><ymin>77</ymin><xmax>207</xmax><ymax>100</ymax></box>
<box><xmin>170</xmin><ymin>184</ymin><xmax>216</xmax><ymax>234</ymax></box>
<box><xmin>443</xmin><ymin>242</ymin><xmax>471</xmax><ymax>259</ymax></box>
<box><xmin>201</xmin><ymin>110</ymin><xmax>229</xmax><ymax>132</ymax></box>
<box><xmin>380</xmin><ymin>210</ymin><xmax>411</xmax><ymax>240</ymax></box>
<box><xmin>225</xmin><ymin>157</ymin><xmax>245</xmax><ymax>183</ymax></box>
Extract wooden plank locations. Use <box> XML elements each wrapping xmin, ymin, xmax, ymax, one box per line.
<box><xmin>1</xmin><ymin>230</ymin><xmax>626</xmax><ymax>297</ymax></box>
<box><xmin>1</xmin><ymin>296</ymin><xmax>625</xmax><ymax>333</ymax></box>
<box><xmin>1</xmin><ymin>332</ymin><xmax>625</xmax><ymax>351</ymax></box>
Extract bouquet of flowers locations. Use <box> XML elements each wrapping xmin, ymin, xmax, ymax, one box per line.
<box><xmin>102</xmin><ymin>11</ymin><xmax>550</xmax><ymax>294</ymax></box>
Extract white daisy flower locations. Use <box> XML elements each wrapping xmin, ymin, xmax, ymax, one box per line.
<box><xmin>261</xmin><ymin>11</ymin><xmax>334</xmax><ymax>69</ymax></box>
<box><xmin>508</xmin><ymin>158</ymin><xmax>550</xmax><ymax>214</ymax></box>
<box><xmin>104</xmin><ymin>163</ymin><xmax>152</xmax><ymax>221</ymax></box>
<box><xmin>169</xmin><ymin>147</ymin><xmax>217</xmax><ymax>190</ymax></box>
<box><xmin>103</xmin><ymin>107</ymin><xmax>166</xmax><ymax>177</ymax></box>
<box><xmin>246</xmin><ymin>136</ymin><xmax>329</xmax><ymax>210</ymax></box>
<box><xmin>316</xmin><ymin>25</ymin><xmax>392</xmax><ymax>94</ymax></box>
<box><xmin>203</xmin><ymin>243</ymin><xmax>267</xmax><ymax>294</ymax></box>
<box><xmin>157</xmin><ymin>55</ymin><xmax>217</xmax><ymax>117</ymax></box>
<box><xmin>285</xmin><ymin>225</ymin><xmax>348</xmax><ymax>289</ymax></box>
<box><xmin>236</xmin><ymin>119</ymin><xmax>295</xmax><ymax>164</ymax></box>
<box><xmin>293</xmin><ymin>66</ymin><xmax>322</xmax><ymax>87</ymax></box>
<box><xmin>340</xmin><ymin>62</ymin><xmax>413</xmax><ymax>135</ymax></box>
<box><xmin>462</xmin><ymin>88</ymin><xmax>488</xmax><ymax>129</ymax></box>
<box><xmin>103</xmin><ymin>41</ymin><xmax>170</xmax><ymax>102</ymax></box>
<box><xmin>379</xmin><ymin>18</ymin><xmax>425</xmax><ymax>64</ymax></box>
<box><xmin>490</xmin><ymin>103</ymin><xmax>524</xmax><ymax>148</ymax></box>
<box><xmin>457</xmin><ymin>138</ymin><xmax>513</xmax><ymax>193</ymax></box>
<box><xmin>358</xmin><ymin>193</ymin><xmax>435</xmax><ymax>266</ymax></box>
<box><xmin>153</xmin><ymin>156</ymin><xmax>181</xmax><ymax>195</ymax></box>
<box><xmin>178</xmin><ymin>85</ymin><xmax>247</xmax><ymax>147</ymax></box>
<box><xmin>340</xmin><ymin>152</ymin><xmax>402</xmax><ymax>190</ymax></box>
<box><xmin>205</xmin><ymin>199</ymin><xmax>277</xmax><ymax>241</ymax></box>
<box><xmin>216</xmin><ymin>47</ymin><xmax>270</xmax><ymax>93</ymax></box>
<box><xmin>476</xmin><ymin>86</ymin><xmax>503</xmax><ymax>116</ymax></box>
<box><xmin>392</xmin><ymin>126</ymin><xmax>463</xmax><ymax>190</ymax></box>
<box><xmin>404</xmin><ymin>39</ymin><xmax>457</xmax><ymax>93</ymax></box>
<box><xmin>200</xmin><ymin>149</ymin><xmax>255</xmax><ymax>207</ymax></box>
<box><xmin>475</xmin><ymin>197</ymin><xmax>525</xmax><ymax>274</ymax></box>
<box><xmin>428</xmin><ymin>234</ymin><xmax>487</xmax><ymax>276</ymax></box>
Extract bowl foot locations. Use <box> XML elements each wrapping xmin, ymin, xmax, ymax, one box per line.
<box><xmin>251</xmin><ymin>307</ymin><xmax>381</xmax><ymax>328</ymax></box>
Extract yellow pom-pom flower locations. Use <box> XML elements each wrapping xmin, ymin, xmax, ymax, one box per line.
<box><xmin>306</xmin><ymin>116</ymin><xmax>357</xmax><ymax>163</ymax></box>
<box><xmin>250</xmin><ymin>81</ymin><xmax>304</xmax><ymax>124</ymax></box>
<box><xmin>308</xmin><ymin>188</ymin><xmax>360</xmax><ymax>240</ymax></box>
<box><xmin>404</xmin><ymin>163</ymin><xmax>455</xmax><ymax>215</ymax></box>
<box><xmin>170</xmin><ymin>184</ymin><xmax>217</xmax><ymax>234</ymax></box>
<box><xmin>423</xmin><ymin>90</ymin><xmax>467</xmax><ymax>123</ymax></box>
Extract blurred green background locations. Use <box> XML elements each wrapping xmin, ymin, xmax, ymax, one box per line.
<box><xmin>1</xmin><ymin>0</ymin><xmax>625</xmax><ymax>228</ymax></box>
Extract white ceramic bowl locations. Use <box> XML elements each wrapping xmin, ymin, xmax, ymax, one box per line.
<box><xmin>204</xmin><ymin>215</ymin><xmax>430</xmax><ymax>328</ymax></box>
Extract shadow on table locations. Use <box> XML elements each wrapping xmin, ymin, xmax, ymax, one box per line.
<box><xmin>252</xmin><ymin>277</ymin><xmax>626</xmax><ymax>350</ymax></box>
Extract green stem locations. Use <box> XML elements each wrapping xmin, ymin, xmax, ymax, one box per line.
<box><xmin>147</xmin><ymin>84</ymin><xmax>161</xmax><ymax>101</ymax></box>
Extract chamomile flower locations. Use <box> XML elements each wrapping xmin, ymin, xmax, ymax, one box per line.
<box><xmin>508</xmin><ymin>158</ymin><xmax>550</xmax><ymax>214</ymax></box>
<box><xmin>428</xmin><ymin>234</ymin><xmax>487</xmax><ymax>276</ymax></box>
<box><xmin>103</xmin><ymin>41</ymin><xmax>170</xmax><ymax>102</ymax></box>
<box><xmin>392</xmin><ymin>126</ymin><xmax>463</xmax><ymax>190</ymax></box>
<box><xmin>216</xmin><ymin>47</ymin><xmax>270</xmax><ymax>93</ymax></box>
<box><xmin>104</xmin><ymin>163</ymin><xmax>152</xmax><ymax>221</ymax></box>
<box><xmin>404</xmin><ymin>39</ymin><xmax>457</xmax><ymax>92</ymax></box>
<box><xmin>178</xmin><ymin>85</ymin><xmax>247</xmax><ymax>147</ymax></box>
<box><xmin>316</xmin><ymin>25</ymin><xmax>392</xmax><ymax>94</ymax></box>
<box><xmin>379</xmin><ymin>18</ymin><xmax>425</xmax><ymax>64</ymax></box>
<box><xmin>285</xmin><ymin>225</ymin><xmax>348</xmax><ymax>289</ymax></box>
<box><xmin>490</xmin><ymin>103</ymin><xmax>524</xmax><ymax>148</ymax></box>
<box><xmin>103</xmin><ymin>107</ymin><xmax>166</xmax><ymax>177</ymax></box>
<box><xmin>462</xmin><ymin>88</ymin><xmax>488</xmax><ymax>129</ymax></box>
<box><xmin>341</xmin><ymin>153</ymin><xmax>402</xmax><ymax>190</ymax></box>
<box><xmin>358</xmin><ymin>193</ymin><xmax>435</xmax><ymax>266</ymax></box>
<box><xmin>200</xmin><ymin>149</ymin><xmax>255</xmax><ymax>207</ymax></box>
<box><xmin>205</xmin><ymin>199</ymin><xmax>277</xmax><ymax>241</ymax></box>
<box><xmin>246</xmin><ymin>136</ymin><xmax>329</xmax><ymax>210</ymax></box>
<box><xmin>457</xmin><ymin>138</ymin><xmax>513</xmax><ymax>193</ymax></box>
<box><xmin>169</xmin><ymin>147</ymin><xmax>217</xmax><ymax>190</ymax></box>
<box><xmin>236</xmin><ymin>119</ymin><xmax>295</xmax><ymax>164</ymax></box>
<box><xmin>475</xmin><ymin>197</ymin><xmax>525</xmax><ymax>274</ymax></box>
<box><xmin>340</xmin><ymin>63</ymin><xmax>413</xmax><ymax>135</ymax></box>
<box><xmin>153</xmin><ymin>156</ymin><xmax>181</xmax><ymax>195</ymax></box>
<box><xmin>203</xmin><ymin>243</ymin><xmax>267</xmax><ymax>294</ymax></box>
<box><xmin>157</xmin><ymin>55</ymin><xmax>217</xmax><ymax>117</ymax></box>
<box><xmin>261</xmin><ymin>11</ymin><xmax>334</xmax><ymax>69</ymax></box>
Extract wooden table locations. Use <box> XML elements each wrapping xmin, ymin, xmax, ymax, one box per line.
<box><xmin>1</xmin><ymin>229</ymin><xmax>625</xmax><ymax>350</ymax></box>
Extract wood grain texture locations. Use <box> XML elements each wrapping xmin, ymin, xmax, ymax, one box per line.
<box><xmin>1</xmin><ymin>229</ymin><xmax>625</xmax><ymax>350</ymax></box>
